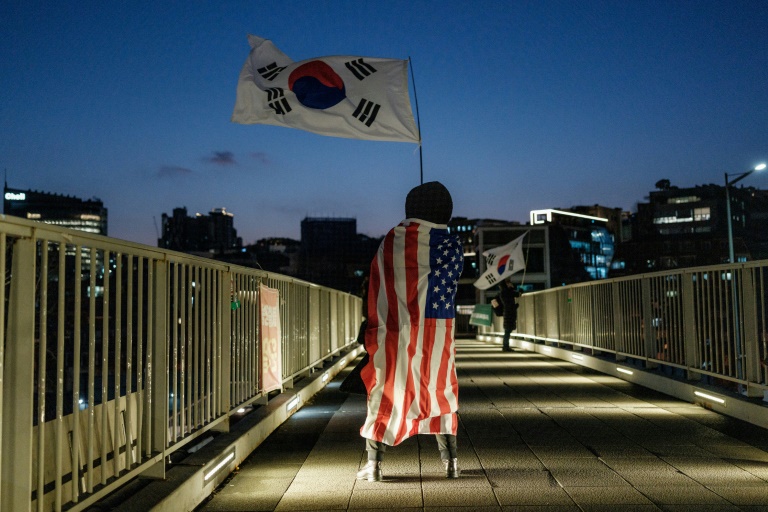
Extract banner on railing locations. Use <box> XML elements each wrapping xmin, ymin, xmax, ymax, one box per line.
<box><xmin>260</xmin><ymin>283</ymin><xmax>283</xmax><ymax>392</ymax></box>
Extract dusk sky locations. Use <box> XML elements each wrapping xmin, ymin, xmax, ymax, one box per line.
<box><xmin>2</xmin><ymin>1</ymin><xmax>766</xmax><ymax>246</ymax></box>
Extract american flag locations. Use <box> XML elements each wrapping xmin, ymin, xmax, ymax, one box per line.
<box><xmin>360</xmin><ymin>220</ymin><xmax>464</xmax><ymax>445</ymax></box>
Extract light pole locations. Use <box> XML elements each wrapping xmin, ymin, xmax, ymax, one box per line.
<box><xmin>723</xmin><ymin>162</ymin><xmax>765</xmax><ymax>389</ymax></box>
<box><xmin>725</xmin><ymin>163</ymin><xmax>766</xmax><ymax>263</ymax></box>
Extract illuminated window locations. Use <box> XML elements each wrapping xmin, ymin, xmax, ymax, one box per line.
<box><xmin>654</xmin><ymin>211</ymin><xmax>693</xmax><ymax>224</ymax></box>
<box><xmin>668</xmin><ymin>196</ymin><xmax>700</xmax><ymax>204</ymax></box>
<box><xmin>693</xmin><ymin>207</ymin><xmax>710</xmax><ymax>221</ymax></box>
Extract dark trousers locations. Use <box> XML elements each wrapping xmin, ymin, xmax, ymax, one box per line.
<box><xmin>366</xmin><ymin>434</ymin><xmax>458</xmax><ymax>461</ymax></box>
<box><xmin>502</xmin><ymin>328</ymin><xmax>512</xmax><ymax>350</ymax></box>
<box><xmin>436</xmin><ymin>433</ymin><xmax>458</xmax><ymax>460</ymax></box>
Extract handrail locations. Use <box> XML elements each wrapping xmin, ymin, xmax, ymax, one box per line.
<box><xmin>0</xmin><ymin>215</ymin><xmax>362</xmax><ymax>512</ymax></box>
<box><xmin>479</xmin><ymin>260</ymin><xmax>768</xmax><ymax>398</ymax></box>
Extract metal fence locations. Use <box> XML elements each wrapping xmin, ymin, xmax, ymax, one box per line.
<box><xmin>0</xmin><ymin>216</ymin><xmax>362</xmax><ymax>512</ymax></box>
<box><xmin>482</xmin><ymin>261</ymin><xmax>768</xmax><ymax>398</ymax></box>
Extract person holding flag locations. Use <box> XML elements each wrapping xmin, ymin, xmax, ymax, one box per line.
<box><xmin>491</xmin><ymin>279</ymin><xmax>520</xmax><ymax>352</ymax></box>
<box><xmin>357</xmin><ymin>181</ymin><xmax>463</xmax><ymax>482</ymax></box>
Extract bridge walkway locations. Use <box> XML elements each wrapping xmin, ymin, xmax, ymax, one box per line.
<box><xmin>195</xmin><ymin>339</ymin><xmax>768</xmax><ymax>511</ymax></box>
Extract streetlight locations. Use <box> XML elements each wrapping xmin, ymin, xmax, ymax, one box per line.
<box><xmin>725</xmin><ymin>163</ymin><xmax>766</xmax><ymax>263</ymax></box>
<box><xmin>723</xmin><ymin>162</ymin><xmax>765</xmax><ymax>390</ymax></box>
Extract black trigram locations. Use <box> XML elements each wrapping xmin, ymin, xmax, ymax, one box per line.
<box><xmin>486</xmin><ymin>253</ymin><xmax>497</xmax><ymax>266</ymax></box>
<box><xmin>345</xmin><ymin>58</ymin><xmax>377</xmax><ymax>80</ymax></box>
<box><xmin>352</xmin><ymin>98</ymin><xmax>380</xmax><ymax>127</ymax></box>
<box><xmin>484</xmin><ymin>273</ymin><xmax>498</xmax><ymax>286</ymax></box>
<box><xmin>258</xmin><ymin>62</ymin><xmax>286</xmax><ymax>81</ymax></box>
<box><xmin>266</xmin><ymin>88</ymin><xmax>291</xmax><ymax>115</ymax></box>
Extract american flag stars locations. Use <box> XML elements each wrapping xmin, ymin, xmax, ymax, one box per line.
<box><xmin>426</xmin><ymin>234</ymin><xmax>464</xmax><ymax>319</ymax></box>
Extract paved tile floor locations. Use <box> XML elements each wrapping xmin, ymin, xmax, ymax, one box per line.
<box><xmin>197</xmin><ymin>339</ymin><xmax>768</xmax><ymax>511</ymax></box>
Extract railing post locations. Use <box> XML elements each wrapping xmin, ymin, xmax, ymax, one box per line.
<box><xmin>641</xmin><ymin>277</ymin><xmax>658</xmax><ymax>369</ymax></box>
<box><xmin>544</xmin><ymin>292</ymin><xmax>558</xmax><ymax>341</ymax></box>
<box><xmin>219</xmin><ymin>270</ymin><xmax>232</xmax><ymax>414</ymax></box>
<box><xmin>2</xmin><ymin>237</ymin><xmax>36</xmax><ymax>512</ymax></box>
<box><xmin>143</xmin><ymin>259</ymin><xmax>168</xmax><ymax>479</ymax></box>
<box><xmin>681</xmin><ymin>271</ymin><xmax>700</xmax><ymax>381</ymax></box>
<box><xmin>740</xmin><ymin>268</ymin><xmax>762</xmax><ymax>397</ymax></box>
<box><xmin>309</xmin><ymin>288</ymin><xmax>321</xmax><ymax>363</ymax></box>
<box><xmin>612</xmin><ymin>282</ymin><xmax>626</xmax><ymax>361</ymax></box>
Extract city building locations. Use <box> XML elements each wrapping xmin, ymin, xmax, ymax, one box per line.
<box><xmin>748</xmin><ymin>188</ymin><xmax>768</xmax><ymax>260</ymax></box>
<box><xmin>299</xmin><ymin>217</ymin><xmax>380</xmax><ymax>293</ymax></box>
<box><xmin>3</xmin><ymin>182</ymin><xmax>108</xmax><ymax>235</ymax></box>
<box><xmin>529</xmin><ymin>207</ymin><xmax>619</xmax><ymax>279</ymax></box>
<box><xmin>249</xmin><ymin>237</ymin><xmax>301</xmax><ymax>275</ymax></box>
<box><xmin>158</xmin><ymin>207</ymin><xmax>242</xmax><ymax>256</ymax></box>
<box><xmin>3</xmin><ymin>182</ymin><xmax>109</xmax><ymax>269</ymax></box>
<box><xmin>615</xmin><ymin>180</ymin><xmax>768</xmax><ymax>274</ymax></box>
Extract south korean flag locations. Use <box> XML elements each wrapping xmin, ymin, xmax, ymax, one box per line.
<box><xmin>233</xmin><ymin>35</ymin><xmax>420</xmax><ymax>143</ymax></box>
<box><xmin>473</xmin><ymin>232</ymin><xmax>528</xmax><ymax>290</ymax></box>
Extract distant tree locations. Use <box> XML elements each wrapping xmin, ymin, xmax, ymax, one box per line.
<box><xmin>655</xmin><ymin>179</ymin><xmax>671</xmax><ymax>190</ymax></box>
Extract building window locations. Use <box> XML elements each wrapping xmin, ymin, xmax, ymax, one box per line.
<box><xmin>693</xmin><ymin>207</ymin><xmax>710</xmax><ymax>221</ymax></box>
<box><xmin>661</xmin><ymin>256</ymin><xmax>678</xmax><ymax>268</ymax></box>
<box><xmin>668</xmin><ymin>196</ymin><xmax>701</xmax><ymax>204</ymax></box>
<box><xmin>654</xmin><ymin>207</ymin><xmax>711</xmax><ymax>224</ymax></box>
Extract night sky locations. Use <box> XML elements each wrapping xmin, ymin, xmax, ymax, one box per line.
<box><xmin>2</xmin><ymin>1</ymin><xmax>766</xmax><ymax>246</ymax></box>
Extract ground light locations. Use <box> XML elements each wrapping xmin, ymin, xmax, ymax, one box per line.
<box><xmin>693</xmin><ymin>390</ymin><xmax>726</xmax><ymax>406</ymax></box>
<box><xmin>286</xmin><ymin>395</ymin><xmax>300</xmax><ymax>412</ymax></box>
<box><xmin>204</xmin><ymin>449</ymin><xmax>236</xmax><ymax>482</ymax></box>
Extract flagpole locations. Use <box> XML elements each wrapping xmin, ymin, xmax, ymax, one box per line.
<box><xmin>408</xmin><ymin>57</ymin><xmax>423</xmax><ymax>184</ymax></box>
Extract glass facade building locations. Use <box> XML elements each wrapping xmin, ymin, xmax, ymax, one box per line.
<box><xmin>530</xmin><ymin>209</ymin><xmax>616</xmax><ymax>280</ymax></box>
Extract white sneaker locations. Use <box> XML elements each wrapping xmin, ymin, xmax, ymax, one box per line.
<box><xmin>356</xmin><ymin>460</ymin><xmax>382</xmax><ymax>481</ymax></box>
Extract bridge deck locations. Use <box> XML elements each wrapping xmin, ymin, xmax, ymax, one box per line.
<box><xmin>196</xmin><ymin>339</ymin><xmax>768</xmax><ymax>511</ymax></box>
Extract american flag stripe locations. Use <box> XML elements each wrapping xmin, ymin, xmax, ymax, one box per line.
<box><xmin>395</xmin><ymin>224</ymin><xmax>426</xmax><ymax>443</ymax></box>
<box><xmin>389</xmin><ymin>225</ymin><xmax>412</xmax><ymax>442</ymax></box>
<box><xmin>376</xmin><ymin>232</ymin><xmax>398</xmax><ymax>440</ymax></box>
<box><xmin>361</xmin><ymin>221</ymin><xmax>462</xmax><ymax>446</ymax></box>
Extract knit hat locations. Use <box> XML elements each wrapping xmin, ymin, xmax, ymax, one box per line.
<box><xmin>405</xmin><ymin>181</ymin><xmax>453</xmax><ymax>224</ymax></box>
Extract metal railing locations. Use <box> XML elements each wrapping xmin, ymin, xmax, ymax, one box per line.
<box><xmin>0</xmin><ymin>215</ymin><xmax>361</xmax><ymax>512</ymax></box>
<box><xmin>480</xmin><ymin>261</ymin><xmax>768</xmax><ymax>399</ymax></box>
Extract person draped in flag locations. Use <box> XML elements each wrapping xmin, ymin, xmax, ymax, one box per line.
<box><xmin>357</xmin><ymin>181</ymin><xmax>464</xmax><ymax>482</ymax></box>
